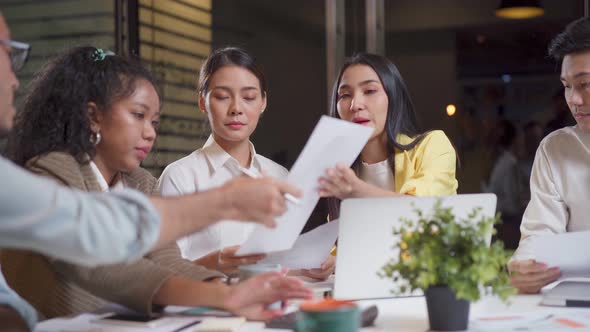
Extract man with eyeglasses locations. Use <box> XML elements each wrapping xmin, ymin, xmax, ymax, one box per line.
<box><xmin>0</xmin><ymin>24</ymin><xmax>28</xmax><ymax>136</ymax></box>
<box><xmin>0</xmin><ymin>12</ymin><xmax>307</xmax><ymax>331</ymax></box>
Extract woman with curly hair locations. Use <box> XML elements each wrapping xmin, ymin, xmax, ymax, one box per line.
<box><xmin>1</xmin><ymin>46</ymin><xmax>310</xmax><ymax>321</ymax></box>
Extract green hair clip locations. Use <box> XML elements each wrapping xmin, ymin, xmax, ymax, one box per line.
<box><xmin>92</xmin><ymin>48</ymin><xmax>115</xmax><ymax>62</ymax></box>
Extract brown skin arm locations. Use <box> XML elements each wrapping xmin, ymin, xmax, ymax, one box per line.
<box><xmin>153</xmin><ymin>272</ymin><xmax>312</xmax><ymax>321</ymax></box>
<box><xmin>195</xmin><ymin>246</ymin><xmax>266</xmax><ymax>276</ymax></box>
<box><xmin>0</xmin><ymin>306</ymin><xmax>28</xmax><ymax>332</ymax></box>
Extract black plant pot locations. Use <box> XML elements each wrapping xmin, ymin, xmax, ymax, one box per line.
<box><xmin>424</xmin><ymin>286</ymin><xmax>470</xmax><ymax>331</ymax></box>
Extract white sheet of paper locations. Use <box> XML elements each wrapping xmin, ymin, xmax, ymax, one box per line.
<box><xmin>237</xmin><ymin>116</ymin><xmax>372</xmax><ymax>255</ymax></box>
<box><xmin>35</xmin><ymin>313</ymin><xmax>200</xmax><ymax>332</ymax></box>
<box><xmin>260</xmin><ymin>219</ymin><xmax>339</xmax><ymax>269</ymax></box>
<box><xmin>36</xmin><ymin>313</ymin><xmax>275</xmax><ymax>332</ymax></box>
<box><xmin>530</xmin><ymin>231</ymin><xmax>590</xmax><ymax>278</ymax></box>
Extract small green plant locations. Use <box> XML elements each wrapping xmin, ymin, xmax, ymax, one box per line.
<box><xmin>380</xmin><ymin>200</ymin><xmax>516</xmax><ymax>302</ymax></box>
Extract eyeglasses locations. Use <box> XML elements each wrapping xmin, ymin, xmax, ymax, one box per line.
<box><xmin>0</xmin><ymin>39</ymin><xmax>31</xmax><ymax>72</ymax></box>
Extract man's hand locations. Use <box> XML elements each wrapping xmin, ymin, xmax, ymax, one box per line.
<box><xmin>196</xmin><ymin>245</ymin><xmax>266</xmax><ymax>275</ymax></box>
<box><xmin>509</xmin><ymin>259</ymin><xmax>561</xmax><ymax>294</ymax></box>
<box><xmin>223</xmin><ymin>176</ymin><xmax>302</xmax><ymax>228</ymax></box>
<box><xmin>223</xmin><ymin>272</ymin><xmax>312</xmax><ymax>321</ymax></box>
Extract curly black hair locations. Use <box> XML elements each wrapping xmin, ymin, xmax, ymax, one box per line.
<box><xmin>6</xmin><ymin>46</ymin><xmax>159</xmax><ymax>166</ymax></box>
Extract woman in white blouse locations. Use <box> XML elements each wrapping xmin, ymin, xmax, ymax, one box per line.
<box><xmin>509</xmin><ymin>17</ymin><xmax>590</xmax><ymax>293</ymax></box>
<box><xmin>159</xmin><ymin>47</ymin><xmax>332</xmax><ymax>278</ymax></box>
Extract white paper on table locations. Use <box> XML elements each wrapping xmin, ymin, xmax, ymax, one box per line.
<box><xmin>529</xmin><ymin>231</ymin><xmax>590</xmax><ymax>278</ymax></box>
<box><xmin>260</xmin><ymin>219</ymin><xmax>339</xmax><ymax>269</ymax></box>
<box><xmin>237</xmin><ymin>116</ymin><xmax>372</xmax><ymax>255</ymax></box>
<box><xmin>35</xmin><ymin>313</ymin><xmax>200</xmax><ymax>332</ymax></box>
<box><xmin>35</xmin><ymin>314</ymin><xmax>282</xmax><ymax>332</ymax></box>
<box><xmin>471</xmin><ymin>311</ymin><xmax>590</xmax><ymax>331</ymax></box>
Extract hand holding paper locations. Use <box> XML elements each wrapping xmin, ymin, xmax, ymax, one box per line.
<box><xmin>236</xmin><ymin>116</ymin><xmax>372</xmax><ymax>255</ymax></box>
<box><xmin>529</xmin><ymin>231</ymin><xmax>590</xmax><ymax>278</ymax></box>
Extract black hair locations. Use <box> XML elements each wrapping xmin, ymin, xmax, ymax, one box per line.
<box><xmin>7</xmin><ymin>46</ymin><xmax>159</xmax><ymax>166</ymax></box>
<box><xmin>548</xmin><ymin>16</ymin><xmax>590</xmax><ymax>61</ymax></box>
<box><xmin>327</xmin><ymin>53</ymin><xmax>427</xmax><ymax>219</ymax></box>
<box><xmin>198</xmin><ymin>47</ymin><xmax>267</xmax><ymax>97</ymax></box>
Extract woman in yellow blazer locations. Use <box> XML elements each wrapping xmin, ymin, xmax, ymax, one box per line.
<box><xmin>320</xmin><ymin>53</ymin><xmax>457</xmax><ymax>202</ymax></box>
<box><xmin>302</xmin><ymin>53</ymin><xmax>458</xmax><ymax>280</ymax></box>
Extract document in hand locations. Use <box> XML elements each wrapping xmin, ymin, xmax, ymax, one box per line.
<box><xmin>259</xmin><ymin>219</ymin><xmax>339</xmax><ymax>269</ymax></box>
<box><xmin>530</xmin><ymin>231</ymin><xmax>590</xmax><ymax>278</ymax></box>
<box><xmin>236</xmin><ymin>116</ymin><xmax>372</xmax><ymax>255</ymax></box>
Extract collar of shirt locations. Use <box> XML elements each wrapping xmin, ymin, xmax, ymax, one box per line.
<box><xmin>89</xmin><ymin>161</ymin><xmax>124</xmax><ymax>192</ymax></box>
<box><xmin>201</xmin><ymin>135</ymin><xmax>262</xmax><ymax>176</ymax></box>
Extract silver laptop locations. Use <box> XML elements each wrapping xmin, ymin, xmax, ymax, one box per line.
<box><xmin>333</xmin><ymin>194</ymin><xmax>497</xmax><ymax>300</ymax></box>
<box><xmin>542</xmin><ymin>279</ymin><xmax>590</xmax><ymax>307</ymax></box>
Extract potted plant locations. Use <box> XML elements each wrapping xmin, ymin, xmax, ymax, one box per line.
<box><xmin>380</xmin><ymin>200</ymin><xmax>515</xmax><ymax>331</ymax></box>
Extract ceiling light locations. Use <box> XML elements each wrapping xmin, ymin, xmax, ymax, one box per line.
<box><xmin>446</xmin><ymin>104</ymin><xmax>456</xmax><ymax>117</ymax></box>
<box><xmin>495</xmin><ymin>0</ymin><xmax>544</xmax><ymax>19</ymax></box>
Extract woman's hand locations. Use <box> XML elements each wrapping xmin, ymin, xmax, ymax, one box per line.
<box><xmin>319</xmin><ymin>163</ymin><xmax>362</xmax><ymax>199</ymax></box>
<box><xmin>508</xmin><ymin>259</ymin><xmax>561</xmax><ymax>294</ymax></box>
<box><xmin>291</xmin><ymin>255</ymin><xmax>336</xmax><ymax>281</ymax></box>
<box><xmin>223</xmin><ymin>272</ymin><xmax>312</xmax><ymax>321</ymax></box>
<box><xmin>195</xmin><ymin>245</ymin><xmax>266</xmax><ymax>276</ymax></box>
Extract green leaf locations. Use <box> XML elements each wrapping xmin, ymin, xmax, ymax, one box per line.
<box><xmin>379</xmin><ymin>199</ymin><xmax>515</xmax><ymax>303</ymax></box>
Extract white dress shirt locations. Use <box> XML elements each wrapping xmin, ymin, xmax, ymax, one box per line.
<box><xmin>512</xmin><ymin>126</ymin><xmax>590</xmax><ymax>261</ymax></box>
<box><xmin>89</xmin><ymin>161</ymin><xmax>125</xmax><ymax>192</ymax></box>
<box><xmin>158</xmin><ymin>135</ymin><xmax>288</xmax><ymax>260</ymax></box>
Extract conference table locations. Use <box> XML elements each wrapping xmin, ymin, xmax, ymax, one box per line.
<box><xmin>36</xmin><ymin>291</ymin><xmax>590</xmax><ymax>331</ymax></box>
<box><xmin>359</xmin><ymin>293</ymin><xmax>580</xmax><ymax>331</ymax></box>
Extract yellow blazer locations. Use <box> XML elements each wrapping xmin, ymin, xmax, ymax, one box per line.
<box><xmin>394</xmin><ymin>130</ymin><xmax>458</xmax><ymax>196</ymax></box>
<box><xmin>331</xmin><ymin>130</ymin><xmax>457</xmax><ymax>255</ymax></box>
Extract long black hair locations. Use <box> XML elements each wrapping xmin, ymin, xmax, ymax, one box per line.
<box><xmin>327</xmin><ymin>53</ymin><xmax>427</xmax><ymax>219</ymax></box>
<box><xmin>7</xmin><ymin>46</ymin><xmax>158</xmax><ymax>166</ymax></box>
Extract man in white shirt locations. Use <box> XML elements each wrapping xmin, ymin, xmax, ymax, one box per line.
<box><xmin>509</xmin><ymin>17</ymin><xmax>590</xmax><ymax>293</ymax></box>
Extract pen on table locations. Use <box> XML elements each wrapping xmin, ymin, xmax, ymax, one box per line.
<box><xmin>170</xmin><ymin>319</ymin><xmax>201</xmax><ymax>332</ymax></box>
<box><xmin>240</xmin><ymin>168</ymin><xmax>301</xmax><ymax>205</ymax></box>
